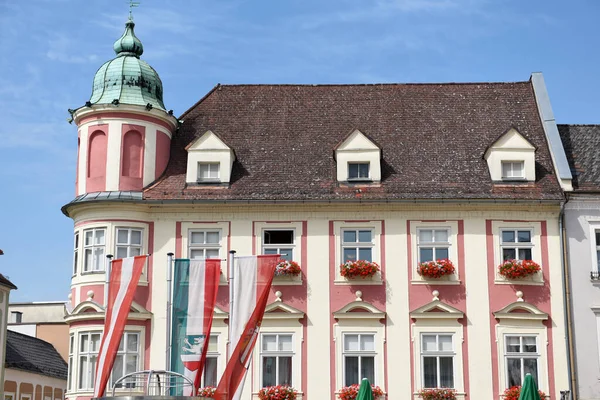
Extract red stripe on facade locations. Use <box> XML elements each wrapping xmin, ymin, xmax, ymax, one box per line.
<box><xmin>119</xmin><ymin>124</ymin><xmax>146</xmax><ymax>191</ymax></box>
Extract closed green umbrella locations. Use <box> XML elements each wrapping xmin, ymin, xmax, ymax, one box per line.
<box><xmin>519</xmin><ymin>374</ymin><xmax>541</xmax><ymax>400</ymax></box>
<box><xmin>356</xmin><ymin>378</ymin><xmax>374</xmax><ymax>400</ymax></box>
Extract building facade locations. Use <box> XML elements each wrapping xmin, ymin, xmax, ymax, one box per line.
<box><xmin>62</xmin><ymin>19</ymin><xmax>574</xmax><ymax>400</ymax></box>
<box><xmin>559</xmin><ymin>125</ymin><xmax>600</xmax><ymax>400</ymax></box>
<box><xmin>0</xmin><ymin>275</ymin><xmax>17</xmax><ymax>400</ymax></box>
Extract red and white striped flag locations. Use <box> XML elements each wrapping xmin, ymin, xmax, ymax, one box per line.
<box><xmin>213</xmin><ymin>255</ymin><xmax>278</xmax><ymax>400</ymax></box>
<box><xmin>93</xmin><ymin>255</ymin><xmax>147</xmax><ymax>398</ymax></box>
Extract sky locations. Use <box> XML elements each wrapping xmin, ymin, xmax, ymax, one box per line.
<box><xmin>1</xmin><ymin>0</ymin><xmax>599</xmax><ymax>302</ymax></box>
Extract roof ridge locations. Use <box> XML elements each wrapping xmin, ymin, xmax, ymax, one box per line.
<box><xmin>214</xmin><ymin>81</ymin><xmax>531</xmax><ymax>88</ymax></box>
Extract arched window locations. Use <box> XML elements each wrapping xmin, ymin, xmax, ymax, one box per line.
<box><xmin>121</xmin><ymin>130</ymin><xmax>143</xmax><ymax>178</ymax></box>
<box><xmin>87</xmin><ymin>131</ymin><xmax>107</xmax><ymax>179</ymax></box>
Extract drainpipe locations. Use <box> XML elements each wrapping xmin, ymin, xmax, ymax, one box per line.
<box><xmin>560</xmin><ymin>199</ymin><xmax>577</xmax><ymax>400</ymax></box>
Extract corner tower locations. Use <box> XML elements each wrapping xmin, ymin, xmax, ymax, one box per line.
<box><xmin>71</xmin><ymin>18</ymin><xmax>177</xmax><ymax>195</ymax></box>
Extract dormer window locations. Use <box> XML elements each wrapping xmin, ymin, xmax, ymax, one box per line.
<box><xmin>501</xmin><ymin>161</ymin><xmax>525</xmax><ymax>180</ymax></box>
<box><xmin>198</xmin><ymin>162</ymin><xmax>220</xmax><ymax>182</ymax></box>
<box><xmin>348</xmin><ymin>162</ymin><xmax>370</xmax><ymax>181</ymax></box>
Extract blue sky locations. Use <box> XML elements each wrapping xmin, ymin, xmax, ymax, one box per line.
<box><xmin>0</xmin><ymin>0</ymin><xmax>599</xmax><ymax>302</ymax></box>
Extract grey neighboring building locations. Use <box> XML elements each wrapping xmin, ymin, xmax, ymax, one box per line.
<box><xmin>560</xmin><ymin>124</ymin><xmax>600</xmax><ymax>400</ymax></box>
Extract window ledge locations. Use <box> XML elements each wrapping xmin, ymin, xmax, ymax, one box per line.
<box><xmin>273</xmin><ymin>274</ymin><xmax>303</xmax><ymax>286</ymax></box>
<box><xmin>334</xmin><ymin>277</ymin><xmax>384</xmax><ymax>286</ymax></box>
<box><xmin>411</xmin><ymin>279</ymin><xmax>462</xmax><ymax>286</ymax></box>
<box><xmin>494</xmin><ymin>278</ymin><xmax>544</xmax><ymax>286</ymax></box>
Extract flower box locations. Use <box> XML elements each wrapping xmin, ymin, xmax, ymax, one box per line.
<box><xmin>417</xmin><ymin>259</ymin><xmax>455</xmax><ymax>279</ymax></box>
<box><xmin>258</xmin><ymin>385</ymin><xmax>298</xmax><ymax>400</ymax></box>
<box><xmin>275</xmin><ymin>260</ymin><xmax>302</xmax><ymax>276</ymax></box>
<box><xmin>502</xmin><ymin>385</ymin><xmax>546</xmax><ymax>400</ymax></box>
<box><xmin>338</xmin><ymin>384</ymin><xmax>384</xmax><ymax>400</ymax></box>
<box><xmin>340</xmin><ymin>260</ymin><xmax>381</xmax><ymax>279</ymax></box>
<box><xmin>417</xmin><ymin>388</ymin><xmax>457</xmax><ymax>400</ymax></box>
<box><xmin>197</xmin><ymin>386</ymin><xmax>216</xmax><ymax>398</ymax></box>
<box><xmin>498</xmin><ymin>259</ymin><xmax>541</xmax><ymax>279</ymax></box>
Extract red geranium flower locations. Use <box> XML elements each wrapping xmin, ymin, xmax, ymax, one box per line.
<box><xmin>340</xmin><ymin>260</ymin><xmax>380</xmax><ymax>279</ymax></box>
<box><xmin>338</xmin><ymin>384</ymin><xmax>384</xmax><ymax>400</ymax></box>
<box><xmin>417</xmin><ymin>259</ymin><xmax>456</xmax><ymax>278</ymax></box>
<box><xmin>498</xmin><ymin>259</ymin><xmax>541</xmax><ymax>279</ymax></box>
<box><xmin>275</xmin><ymin>260</ymin><xmax>302</xmax><ymax>276</ymax></box>
<box><xmin>417</xmin><ymin>388</ymin><xmax>457</xmax><ymax>400</ymax></box>
<box><xmin>258</xmin><ymin>385</ymin><xmax>298</xmax><ymax>400</ymax></box>
<box><xmin>502</xmin><ymin>385</ymin><xmax>546</xmax><ymax>400</ymax></box>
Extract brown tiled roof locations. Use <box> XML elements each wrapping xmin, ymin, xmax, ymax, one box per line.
<box><xmin>0</xmin><ymin>273</ymin><xmax>16</xmax><ymax>290</ymax></box>
<box><xmin>558</xmin><ymin>124</ymin><xmax>600</xmax><ymax>192</ymax></box>
<box><xmin>144</xmin><ymin>81</ymin><xmax>563</xmax><ymax>202</ymax></box>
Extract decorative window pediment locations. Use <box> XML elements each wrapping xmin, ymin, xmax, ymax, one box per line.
<box><xmin>263</xmin><ymin>301</ymin><xmax>305</xmax><ymax>320</ymax></box>
<box><xmin>410</xmin><ymin>299</ymin><xmax>464</xmax><ymax>320</ymax></box>
<box><xmin>484</xmin><ymin>127</ymin><xmax>536</xmax><ymax>182</ymax></box>
<box><xmin>213</xmin><ymin>305</ymin><xmax>228</xmax><ymax>320</ymax></box>
<box><xmin>185</xmin><ymin>130</ymin><xmax>235</xmax><ymax>184</ymax></box>
<box><xmin>334</xmin><ymin>129</ymin><xmax>381</xmax><ymax>183</ymax></box>
<box><xmin>333</xmin><ymin>300</ymin><xmax>385</xmax><ymax>320</ymax></box>
<box><xmin>493</xmin><ymin>301</ymin><xmax>548</xmax><ymax>321</ymax></box>
<box><xmin>65</xmin><ymin>300</ymin><xmax>152</xmax><ymax>323</ymax></box>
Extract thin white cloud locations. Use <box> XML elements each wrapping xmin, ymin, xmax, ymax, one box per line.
<box><xmin>46</xmin><ymin>34</ymin><xmax>99</xmax><ymax>64</ymax></box>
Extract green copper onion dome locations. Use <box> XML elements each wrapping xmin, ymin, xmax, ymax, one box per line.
<box><xmin>89</xmin><ymin>19</ymin><xmax>166</xmax><ymax>110</ymax></box>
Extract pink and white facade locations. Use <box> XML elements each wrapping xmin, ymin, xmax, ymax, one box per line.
<box><xmin>62</xmin><ymin>18</ymin><xmax>573</xmax><ymax>400</ymax></box>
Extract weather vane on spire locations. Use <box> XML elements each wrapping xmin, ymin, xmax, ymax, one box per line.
<box><xmin>128</xmin><ymin>0</ymin><xmax>140</xmax><ymax>20</ymax></box>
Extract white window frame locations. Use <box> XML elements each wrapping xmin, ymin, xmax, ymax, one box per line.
<box><xmin>111</xmin><ymin>332</ymin><xmax>141</xmax><ymax>388</ymax></box>
<box><xmin>188</xmin><ymin>230</ymin><xmax>222</xmax><ymax>260</ymax></box>
<box><xmin>262</xmin><ymin>229</ymin><xmax>296</xmax><ymax>261</ymax></box>
<box><xmin>201</xmin><ymin>334</ymin><xmax>220</xmax><ymax>388</ymax></box>
<box><xmin>501</xmin><ymin>161</ymin><xmax>525</xmax><ymax>180</ymax></box>
<box><xmin>504</xmin><ymin>335</ymin><xmax>539</xmax><ymax>389</ymax></box>
<box><xmin>73</xmin><ymin>232</ymin><xmax>79</xmax><ymax>276</ymax></box>
<box><xmin>260</xmin><ymin>333</ymin><xmax>295</xmax><ymax>387</ymax></box>
<box><xmin>410</xmin><ymin>221</ymin><xmax>459</xmax><ymax>284</ymax></box>
<box><xmin>341</xmin><ymin>228</ymin><xmax>374</xmax><ymax>263</ymax></box>
<box><xmin>348</xmin><ymin>162</ymin><xmax>370</xmax><ymax>181</ymax></box>
<box><xmin>588</xmin><ymin>222</ymin><xmax>600</xmax><ymax>278</ymax></box>
<box><xmin>500</xmin><ymin>229</ymin><xmax>534</xmax><ymax>261</ymax></box>
<box><xmin>254</xmin><ymin>222</ymin><xmax>304</xmax><ymax>286</ymax></box>
<box><xmin>83</xmin><ymin>227</ymin><xmax>106</xmax><ymax>273</ymax></box>
<box><xmin>420</xmin><ymin>333</ymin><xmax>455</xmax><ymax>389</ymax></box>
<box><xmin>334</xmin><ymin>221</ymin><xmax>382</xmax><ymax>285</ymax></box>
<box><xmin>496</xmin><ymin>324</ymin><xmax>548</xmax><ymax>393</ymax></box>
<box><xmin>5</xmin><ymin>392</ymin><xmax>15</xmax><ymax>400</ymax></box>
<box><xmin>19</xmin><ymin>395</ymin><xmax>30</xmax><ymax>400</ymax></box>
<box><xmin>10</xmin><ymin>311</ymin><xmax>22</xmax><ymax>324</ymax></box>
<box><xmin>197</xmin><ymin>162</ymin><xmax>220</xmax><ymax>182</ymax></box>
<box><xmin>412</xmin><ymin>321</ymin><xmax>464</xmax><ymax>394</ymax></box>
<box><xmin>68</xmin><ymin>334</ymin><xmax>74</xmax><ymax>391</ymax></box>
<box><xmin>342</xmin><ymin>332</ymin><xmax>377</xmax><ymax>386</ymax></box>
<box><xmin>77</xmin><ymin>331</ymin><xmax>102</xmax><ymax>391</ymax></box>
<box><xmin>492</xmin><ymin>221</ymin><xmax>542</xmax><ymax>285</ymax></box>
<box><xmin>182</xmin><ymin>222</ymin><xmax>229</xmax><ymax>283</ymax></box>
<box><xmin>417</xmin><ymin>228</ymin><xmax>451</xmax><ymax>263</ymax></box>
<box><xmin>115</xmin><ymin>228</ymin><xmax>144</xmax><ymax>259</ymax></box>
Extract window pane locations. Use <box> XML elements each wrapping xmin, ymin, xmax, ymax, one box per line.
<box><xmin>420</xmin><ymin>248</ymin><xmax>434</xmax><ymax>262</ymax></box>
<box><xmin>262</xmin><ymin>356</ymin><xmax>276</xmax><ymax>387</ymax></box>
<box><xmin>116</xmin><ymin>247</ymin><xmax>128</xmax><ymax>259</ymax></box>
<box><xmin>345</xmin><ymin>356</ymin><xmax>359</xmax><ymax>386</ymax></box>
<box><xmin>507</xmin><ymin>358</ymin><xmax>522</xmax><ymax>387</ymax></box>
<box><xmin>279</xmin><ymin>335</ymin><xmax>293</xmax><ymax>351</ymax></box>
<box><xmin>358</xmin><ymin>248</ymin><xmax>372</xmax><ymax>262</ymax></box>
<box><xmin>279</xmin><ymin>248</ymin><xmax>293</xmax><ymax>260</ymax></box>
<box><xmin>127</xmin><ymin>334</ymin><xmax>138</xmax><ymax>352</ymax></box>
<box><xmin>524</xmin><ymin>358</ymin><xmax>538</xmax><ymax>383</ymax></box>
<box><xmin>84</xmin><ymin>249</ymin><xmax>92</xmax><ymax>271</ymax></box>
<box><xmin>207</xmin><ymin>335</ymin><xmax>218</xmax><ymax>352</ymax></box>
<box><xmin>502</xmin><ymin>231</ymin><xmax>516</xmax><ymax>243</ymax></box>
<box><xmin>125</xmin><ymin>354</ymin><xmax>137</xmax><ymax>374</ymax></box>
<box><xmin>517</xmin><ymin>231</ymin><xmax>531</xmax><ymax>243</ymax></box>
<box><xmin>343</xmin><ymin>248</ymin><xmax>357</xmax><ymax>262</ymax></box>
<box><xmin>439</xmin><ymin>335</ymin><xmax>452</xmax><ymax>352</ymax></box>
<box><xmin>91</xmin><ymin>334</ymin><xmax>101</xmax><ymax>351</ymax></box>
<box><xmin>264</xmin><ymin>248</ymin><xmax>278</xmax><ymax>255</ymax></box>
<box><xmin>343</xmin><ymin>230</ymin><xmax>357</xmax><ymax>243</ymax></box>
<box><xmin>131</xmin><ymin>230</ymin><xmax>142</xmax><ymax>245</ymax></box>
<box><xmin>95</xmin><ymin>229</ymin><xmax>105</xmax><ymax>245</ymax></box>
<box><xmin>358</xmin><ymin>163</ymin><xmax>369</xmax><ymax>178</ymax></box>
<box><xmin>439</xmin><ymin>357</ymin><xmax>454</xmax><ymax>388</ymax></box>
<box><xmin>361</xmin><ymin>335</ymin><xmax>375</xmax><ymax>351</ymax></box>
<box><xmin>117</xmin><ymin>229</ymin><xmax>128</xmax><ymax>244</ymax></box>
<box><xmin>113</xmin><ymin>354</ymin><xmax>124</xmax><ymax>382</ymax></box>
<box><xmin>348</xmin><ymin>164</ymin><xmax>359</xmax><ymax>179</ymax></box>
<box><xmin>596</xmin><ymin>231</ymin><xmax>600</xmax><ymax>246</ymax></box>
<box><xmin>130</xmin><ymin>247</ymin><xmax>142</xmax><ymax>256</ymax></box>
<box><xmin>435</xmin><ymin>230</ymin><xmax>449</xmax><ymax>242</ymax></box>
<box><xmin>94</xmin><ymin>247</ymin><xmax>105</xmax><ymax>270</ymax></box>
<box><xmin>85</xmin><ymin>230</ymin><xmax>94</xmax><ymax>246</ymax></box>
<box><xmin>190</xmin><ymin>249</ymin><xmax>204</xmax><ymax>259</ymax></box>
<box><xmin>206</xmin><ymin>232</ymin><xmax>219</xmax><ymax>244</ymax></box>
<box><xmin>419</xmin><ymin>230</ymin><xmax>433</xmax><ymax>243</ymax></box>
<box><xmin>361</xmin><ymin>356</ymin><xmax>375</xmax><ymax>383</ymax></box>
<box><xmin>502</xmin><ymin>162</ymin><xmax>511</xmax><ymax>178</ymax></box>
<box><xmin>423</xmin><ymin>356</ymin><xmax>437</xmax><ymax>388</ymax></box>
<box><xmin>345</xmin><ymin>335</ymin><xmax>359</xmax><ymax>351</ymax></box>
<box><xmin>263</xmin><ymin>335</ymin><xmax>277</xmax><ymax>351</ymax></box>
<box><xmin>264</xmin><ymin>230</ymin><xmax>293</xmax><ymax>244</ymax></box>
<box><xmin>435</xmin><ymin>248</ymin><xmax>449</xmax><ymax>260</ymax></box>
<box><xmin>79</xmin><ymin>356</ymin><xmax>88</xmax><ymax>388</ymax></box>
<box><xmin>503</xmin><ymin>248</ymin><xmax>516</xmax><ymax>260</ymax></box>
<box><xmin>422</xmin><ymin>335</ymin><xmax>437</xmax><ymax>352</ymax></box>
<box><xmin>204</xmin><ymin>358</ymin><xmax>218</xmax><ymax>387</ymax></box>
<box><xmin>206</xmin><ymin>249</ymin><xmax>219</xmax><ymax>259</ymax></box>
<box><xmin>80</xmin><ymin>335</ymin><xmax>89</xmax><ymax>352</ymax></box>
<box><xmin>118</xmin><ymin>336</ymin><xmax>124</xmax><ymax>352</ymax></box>
<box><xmin>358</xmin><ymin>230</ymin><xmax>372</xmax><ymax>243</ymax></box>
<box><xmin>190</xmin><ymin>232</ymin><xmax>204</xmax><ymax>244</ymax></box>
<box><xmin>519</xmin><ymin>248</ymin><xmax>532</xmax><ymax>260</ymax></box>
<box><xmin>74</xmin><ymin>233</ymin><xmax>79</xmax><ymax>248</ymax></box>
<box><xmin>278</xmin><ymin>356</ymin><xmax>293</xmax><ymax>385</ymax></box>
<box><xmin>506</xmin><ymin>337</ymin><xmax>520</xmax><ymax>353</ymax></box>
<box><xmin>523</xmin><ymin>337</ymin><xmax>536</xmax><ymax>353</ymax></box>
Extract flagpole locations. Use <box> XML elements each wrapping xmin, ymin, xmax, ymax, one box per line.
<box><xmin>227</xmin><ymin>249</ymin><xmax>236</xmax><ymax>397</ymax></box>
<box><xmin>166</xmin><ymin>252</ymin><xmax>174</xmax><ymax>372</ymax></box>
<box><xmin>105</xmin><ymin>254</ymin><xmax>113</xmax><ymax>308</ymax></box>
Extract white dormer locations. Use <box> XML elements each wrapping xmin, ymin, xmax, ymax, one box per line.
<box><xmin>334</xmin><ymin>129</ymin><xmax>381</xmax><ymax>183</ymax></box>
<box><xmin>484</xmin><ymin>128</ymin><xmax>536</xmax><ymax>182</ymax></box>
<box><xmin>185</xmin><ymin>130</ymin><xmax>235</xmax><ymax>184</ymax></box>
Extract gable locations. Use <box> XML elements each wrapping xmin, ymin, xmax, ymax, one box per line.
<box><xmin>486</xmin><ymin>128</ymin><xmax>535</xmax><ymax>154</ymax></box>
<box><xmin>336</xmin><ymin>129</ymin><xmax>380</xmax><ymax>152</ymax></box>
<box><xmin>186</xmin><ymin>130</ymin><xmax>232</xmax><ymax>152</ymax></box>
<box><xmin>410</xmin><ymin>299</ymin><xmax>464</xmax><ymax>320</ymax></box>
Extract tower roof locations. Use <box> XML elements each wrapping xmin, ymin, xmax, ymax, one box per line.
<box><xmin>88</xmin><ymin>19</ymin><xmax>166</xmax><ymax>110</ymax></box>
